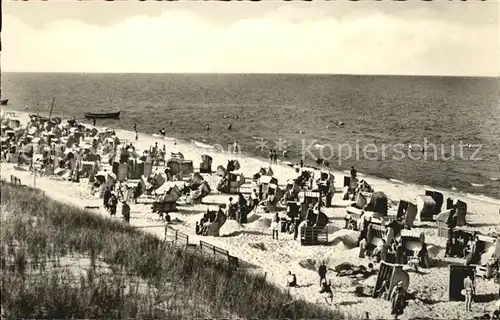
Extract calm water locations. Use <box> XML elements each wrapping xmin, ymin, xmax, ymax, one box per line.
<box><xmin>2</xmin><ymin>73</ymin><xmax>500</xmax><ymax>200</ymax></box>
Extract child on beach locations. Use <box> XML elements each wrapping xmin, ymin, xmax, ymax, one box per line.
<box><xmin>286</xmin><ymin>271</ymin><xmax>297</xmax><ymax>287</ymax></box>
<box><xmin>271</xmin><ymin>213</ymin><xmax>280</xmax><ymax>240</ymax></box>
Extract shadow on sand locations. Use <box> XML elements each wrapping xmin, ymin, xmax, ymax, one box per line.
<box><xmin>221</xmin><ymin>230</ymin><xmax>269</xmax><ymax>237</ymax></box>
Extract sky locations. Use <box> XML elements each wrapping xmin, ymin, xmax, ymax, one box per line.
<box><xmin>2</xmin><ymin>2</ymin><xmax>499</xmax><ymax>76</ymax></box>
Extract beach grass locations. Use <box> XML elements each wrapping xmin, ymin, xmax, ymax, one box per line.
<box><xmin>0</xmin><ymin>181</ymin><xmax>343</xmax><ymax>319</ymax></box>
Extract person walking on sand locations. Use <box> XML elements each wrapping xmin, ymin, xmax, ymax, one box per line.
<box><xmin>103</xmin><ymin>186</ymin><xmax>112</xmax><ymax>212</ymax></box>
<box><xmin>108</xmin><ymin>193</ymin><xmax>118</xmax><ymax>216</ymax></box>
<box><xmin>318</xmin><ymin>261</ymin><xmax>328</xmax><ymax>286</ymax></box>
<box><xmin>390</xmin><ymin>281</ymin><xmax>407</xmax><ymax>320</ymax></box>
<box><xmin>121</xmin><ymin>200</ymin><xmax>130</xmax><ymax>223</ymax></box>
<box><xmin>464</xmin><ymin>275</ymin><xmax>475</xmax><ymax>312</ymax></box>
<box><xmin>92</xmin><ymin>118</ymin><xmax>96</xmax><ymax>126</ymax></box>
<box><xmin>271</xmin><ymin>213</ymin><xmax>280</xmax><ymax>240</ymax></box>
<box><xmin>269</xmin><ymin>149</ymin><xmax>273</xmax><ymax>164</ymax></box>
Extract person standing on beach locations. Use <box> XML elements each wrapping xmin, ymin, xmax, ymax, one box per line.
<box><xmin>318</xmin><ymin>261</ymin><xmax>328</xmax><ymax>286</ymax></box>
<box><xmin>92</xmin><ymin>118</ymin><xmax>96</xmax><ymax>126</ymax></box>
<box><xmin>269</xmin><ymin>149</ymin><xmax>273</xmax><ymax>164</ymax></box>
<box><xmin>464</xmin><ymin>275</ymin><xmax>475</xmax><ymax>312</ymax></box>
<box><xmin>226</xmin><ymin>197</ymin><xmax>234</xmax><ymax>219</ymax></box>
<box><xmin>121</xmin><ymin>201</ymin><xmax>130</xmax><ymax>223</ymax></box>
<box><xmin>132</xmin><ymin>123</ymin><xmax>138</xmax><ymax>141</ymax></box>
<box><xmin>271</xmin><ymin>213</ymin><xmax>280</xmax><ymax>240</ymax></box>
<box><xmin>108</xmin><ymin>193</ymin><xmax>118</xmax><ymax>216</ymax></box>
<box><xmin>274</xmin><ymin>151</ymin><xmax>279</xmax><ymax>164</ymax></box>
<box><xmin>206</xmin><ymin>124</ymin><xmax>210</xmax><ymax>132</ymax></box>
<box><xmin>103</xmin><ymin>186</ymin><xmax>112</xmax><ymax>212</ymax></box>
<box><xmin>350</xmin><ymin>166</ymin><xmax>357</xmax><ymax>179</ymax></box>
<box><xmin>390</xmin><ymin>281</ymin><xmax>407</xmax><ymax>320</ymax></box>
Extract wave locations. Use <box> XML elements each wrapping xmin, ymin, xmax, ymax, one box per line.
<box><xmin>390</xmin><ymin>178</ymin><xmax>404</xmax><ymax>184</ymax></box>
<box><xmin>191</xmin><ymin>140</ymin><xmax>214</xmax><ymax>149</ymax></box>
<box><xmin>470</xmin><ymin>183</ymin><xmax>485</xmax><ymax>187</ymax></box>
<box><xmin>465</xmin><ymin>193</ymin><xmax>500</xmax><ymax>205</ymax></box>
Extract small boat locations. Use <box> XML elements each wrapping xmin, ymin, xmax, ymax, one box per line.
<box><xmin>84</xmin><ymin>111</ymin><xmax>121</xmax><ymax>120</ymax></box>
<box><xmin>0</xmin><ymin>99</ymin><xmax>9</xmax><ymax>105</ymax></box>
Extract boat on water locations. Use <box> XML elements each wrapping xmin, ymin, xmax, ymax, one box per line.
<box><xmin>84</xmin><ymin>111</ymin><xmax>121</xmax><ymax>120</ymax></box>
<box><xmin>0</xmin><ymin>99</ymin><xmax>9</xmax><ymax>105</ymax></box>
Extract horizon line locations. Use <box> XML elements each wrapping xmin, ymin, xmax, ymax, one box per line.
<box><xmin>2</xmin><ymin>71</ymin><xmax>499</xmax><ymax>79</ymax></box>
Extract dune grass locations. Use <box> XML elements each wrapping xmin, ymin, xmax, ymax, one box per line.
<box><xmin>0</xmin><ymin>181</ymin><xmax>344</xmax><ymax>319</ymax></box>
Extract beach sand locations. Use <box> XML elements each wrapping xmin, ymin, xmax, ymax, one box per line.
<box><xmin>2</xmin><ymin>109</ymin><xmax>499</xmax><ymax>319</ymax></box>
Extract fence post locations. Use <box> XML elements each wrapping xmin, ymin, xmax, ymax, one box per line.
<box><xmin>174</xmin><ymin>230</ymin><xmax>178</xmax><ymax>246</ymax></box>
<box><xmin>213</xmin><ymin>246</ymin><xmax>216</xmax><ymax>262</ymax></box>
<box><xmin>185</xmin><ymin>235</ymin><xmax>189</xmax><ymax>250</ymax></box>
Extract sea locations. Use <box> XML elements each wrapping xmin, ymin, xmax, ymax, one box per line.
<box><xmin>2</xmin><ymin>72</ymin><xmax>500</xmax><ymax>201</ymax></box>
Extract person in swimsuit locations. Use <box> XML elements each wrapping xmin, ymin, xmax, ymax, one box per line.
<box><xmin>464</xmin><ymin>275</ymin><xmax>475</xmax><ymax>312</ymax></box>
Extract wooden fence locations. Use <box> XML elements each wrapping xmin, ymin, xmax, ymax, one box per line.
<box><xmin>164</xmin><ymin>226</ymin><xmax>195</xmax><ymax>250</ymax></box>
<box><xmin>164</xmin><ymin>226</ymin><xmax>239</xmax><ymax>268</ymax></box>
<box><xmin>199</xmin><ymin>240</ymin><xmax>239</xmax><ymax>268</ymax></box>
<box><xmin>10</xmin><ymin>175</ymin><xmax>21</xmax><ymax>186</ymax></box>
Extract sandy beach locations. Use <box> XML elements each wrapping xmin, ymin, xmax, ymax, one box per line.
<box><xmin>2</xmin><ymin>108</ymin><xmax>499</xmax><ymax>320</ymax></box>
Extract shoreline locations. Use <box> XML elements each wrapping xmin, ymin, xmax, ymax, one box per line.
<box><xmin>3</xmin><ymin>106</ymin><xmax>500</xmax><ymax>205</ymax></box>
